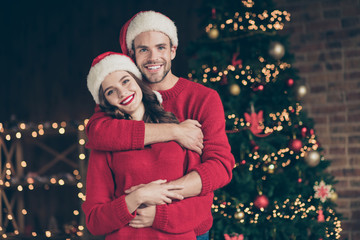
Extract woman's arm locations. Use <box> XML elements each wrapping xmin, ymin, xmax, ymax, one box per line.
<box><xmin>129</xmin><ymin>193</ymin><xmax>214</xmax><ymax>234</ymax></box>
<box><xmin>82</xmin><ymin>150</ymin><xmax>135</xmax><ymax>236</ymax></box>
<box><xmin>82</xmin><ymin>151</ymin><xmax>184</xmax><ymax>236</ymax></box>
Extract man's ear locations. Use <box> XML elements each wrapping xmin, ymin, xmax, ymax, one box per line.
<box><xmin>170</xmin><ymin>45</ymin><xmax>177</xmax><ymax>60</ymax></box>
<box><xmin>129</xmin><ymin>50</ymin><xmax>136</xmax><ymax>61</ymax></box>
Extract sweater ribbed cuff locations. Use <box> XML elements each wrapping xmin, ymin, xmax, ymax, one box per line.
<box><xmin>131</xmin><ymin>121</ymin><xmax>145</xmax><ymax>149</ymax></box>
<box><xmin>193</xmin><ymin>164</ymin><xmax>213</xmax><ymax>196</ymax></box>
<box><xmin>112</xmin><ymin>195</ymin><xmax>136</xmax><ymax>225</ymax></box>
<box><xmin>152</xmin><ymin>204</ymin><xmax>168</xmax><ymax>231</ymax></box>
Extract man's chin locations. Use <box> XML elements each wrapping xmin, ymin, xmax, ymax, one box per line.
<box><xmin>143</xmin><ymin>75</ymin><xmax>164</xmax><ymax>84</ymax></box>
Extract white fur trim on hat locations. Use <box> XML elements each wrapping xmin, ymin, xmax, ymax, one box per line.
<box><xmin>87</xmin><ymin>54</ymin><xmax>142</xmax><ymax>104</ymax></box>
<box><xmin>153</xmin><ymin>90</ymin><xmax>163</xmax><ymax>104</ymax></box>
<box><xmin>126</xmin><ymin>11</ymin><xmax>178</xmax><ymax>52</ymax></box>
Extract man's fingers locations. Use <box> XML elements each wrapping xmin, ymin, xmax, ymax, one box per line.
<box><xmin>195</xmin><ymin>147</ymin><xmax>202</xmax><ymax>155</ymax></box>
<box><xmin>151</xmin><ymin>179</ymin><xmax>167</xmax><ymax>184</ymax></box>
<box><xmin>124</xmin><ymin>184</ymin><xmax>144</xmax><ymax>193</ymax></box>
<box><xmin>166</xmin><ymin>192</ymin><xmax>184</xmax><ymax>200</ymax></box>
<box><xmin>162</xmin><ymin>196</ymin><xmax>172</xmax><ymax>204</ymax></box>
<box><xmin>129</xmin><ymin>223</ymin><xmax>144</xmax><ymax>228</ymax></box>
<box><xmin>164</xmin><ymin>184</ymin><xmax>184</xmax><ymax>190</ymax></box>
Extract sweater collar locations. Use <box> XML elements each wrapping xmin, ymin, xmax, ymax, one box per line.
<box><xmin>158</xmin><ymin>78</ymin><xmax>187</xmax><ymax>101</ymax></box>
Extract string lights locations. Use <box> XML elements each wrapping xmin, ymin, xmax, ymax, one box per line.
<box><xmin>0</xmin><ymin>119</ymin><xmax>89</xmax><ymax>238</ymax></box>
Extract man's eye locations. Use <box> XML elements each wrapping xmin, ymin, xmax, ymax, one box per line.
<box><xmin>139</xmin><ymin>49</ymin><xmax>147</xmax><ymax>53</ymax></box>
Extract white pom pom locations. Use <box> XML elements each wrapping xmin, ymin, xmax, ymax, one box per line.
<box><xmin>153</xmin><ymin>90</ymin><xmax>163</xmax><ymax>104</ymax></box>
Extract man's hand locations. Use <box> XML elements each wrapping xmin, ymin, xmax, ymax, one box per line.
<box><xmin>129</xmin><ymin>180</ymin><xmax>184</xmax><ymax>205</ymax></box>
<box><xmin>175</xmin><ymin>119</ymin><xmax>204</xmax><ymax>155</ymax></box>
<box><xmin>129</xmin><ymin>205</ymin><xmax>156</xmax><ymax>228</ymax></box>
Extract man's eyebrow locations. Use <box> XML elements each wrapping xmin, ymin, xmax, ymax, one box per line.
<box><xmin>135</xmin><ymin>45</ymin><xmax>148</xmax><ymax>49</ymax></box>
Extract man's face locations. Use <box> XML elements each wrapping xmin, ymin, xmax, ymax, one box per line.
<box><xmin>131</xmin><ymin>31</ymin><xmax>176</xmax><ymax>85</ymax></box>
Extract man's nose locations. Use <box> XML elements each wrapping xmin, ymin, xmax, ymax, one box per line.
<box><xmin>148</xmin><ymin>49</ymin><xmax>159</xmax><ymax>61</ymax></box>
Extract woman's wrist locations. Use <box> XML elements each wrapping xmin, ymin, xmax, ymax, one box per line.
<box><xmin>125</xmin><ymin>190</ymin><xmax>143</xmax><ymax>213</ymax></box>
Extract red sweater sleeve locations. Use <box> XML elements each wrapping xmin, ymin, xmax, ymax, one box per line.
<box><xmin>152</xmin><ymin>193</ymin><xmax>213</xmax><ymax>234</ymax></box>
<box><xmin>82</xmin><ymin>150</ymin><xmax>136</xmax><ymax>236</ymax></box>
<box><xmin>192</xmin><ymin>90</ymin><xmax>235</xmax><ymax>195</ymax></box>
<box><xmin>85</xmin><ymin>106</ymin><xmax>145</xmax><ymax>151</ymax></box>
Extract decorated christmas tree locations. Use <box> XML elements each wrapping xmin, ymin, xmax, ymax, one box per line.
<box><xmin>186</xmin><ymin>0</ymin><xmax>342</xmax><ymax>239</ymax></box>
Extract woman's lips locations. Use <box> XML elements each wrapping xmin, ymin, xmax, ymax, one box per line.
<box><xmin>120</xmin><ymin>94</ymin><xmax>135</xmax><ymax>105</ymax></box>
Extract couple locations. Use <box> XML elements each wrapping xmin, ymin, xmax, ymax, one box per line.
<box><xmin>82</xmin><ymin>11</ymin><xmax>235</xmax><ymax>240</ymax></box>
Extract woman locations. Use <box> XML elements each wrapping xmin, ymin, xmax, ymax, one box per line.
<box><xmin>82</xmin><ymin>52</ymin><xmax>213</xmax><ymax>240</ymax></box>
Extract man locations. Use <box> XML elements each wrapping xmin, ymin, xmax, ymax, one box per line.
<box><xmin>86</xmin><ymin>11</ymin><xmax>235</xmax><ymax>240</ymax></box>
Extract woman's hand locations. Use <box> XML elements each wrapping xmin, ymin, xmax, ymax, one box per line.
<box><xmin>134</xmin><ymin>179</ymin><xmax>184</xmax><ymax>205</ymax></box>
<box><xmin>129</xmin><ymin>205</ymin><xmax>156</xmax><ymax>228</ymax></box>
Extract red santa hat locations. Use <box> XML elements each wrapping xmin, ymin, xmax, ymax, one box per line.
<box><xmin>119</xmin><ymin>11</ymin><xmax>178</xmax><ymax>55</ymax></box>
<box><xmin>87</xmin><ymin>51</ymin><xmax>142</xmax><ymax>104</ymax></box>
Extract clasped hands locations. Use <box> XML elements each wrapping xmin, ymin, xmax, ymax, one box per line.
<box><xmin>126</xmin><ymin>179</ymin><xmax>184</xmax><ymax>228</ymax></box>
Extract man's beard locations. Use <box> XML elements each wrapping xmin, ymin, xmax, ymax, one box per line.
<box><xmin>142</xmin><ymin>64</ymin><xmax>171</xmax><ymax>85</ymax></box>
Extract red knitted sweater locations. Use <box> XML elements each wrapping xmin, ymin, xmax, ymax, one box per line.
<box><xmin>85</xmin><ymin>78</ymin><xmax>235</xmax><ymax>235</ymax></box>
<box><xmin>82</xmin><ymin>142</ymin><xmax>213</xmax><ymax>239</ymax></box>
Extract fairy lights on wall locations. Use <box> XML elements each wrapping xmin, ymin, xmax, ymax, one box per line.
<box><xmin>0</xmin><ymin>119</ymin><xmax>89</xmax><ymax>238</ymax></box>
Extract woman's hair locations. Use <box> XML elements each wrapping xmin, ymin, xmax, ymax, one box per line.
<box><xmin>98</xmin><ymin>72</ymin><xmax>179</xmax><ymax>124</ymax></box>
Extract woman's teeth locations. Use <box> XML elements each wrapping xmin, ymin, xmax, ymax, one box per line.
<box><xmin>121</xmin><ymin>94</ymin><xmax>134</xmax><ymax>105</ymax></box>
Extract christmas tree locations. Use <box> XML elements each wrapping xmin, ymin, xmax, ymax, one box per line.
<box><xmin>187</xmin><ymin>0</ymin><xmax>342</xmax><ymax>239</ymax></box>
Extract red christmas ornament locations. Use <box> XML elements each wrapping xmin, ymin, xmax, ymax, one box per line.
<box><xmin>211</xmin><ymin>8</ymin><xmax>216</xmax><ymax>19</ymax></box>
<box><xmin>298</xmin><ymin>178</ymin><xmax>302</xmax><ymax>183</ymax></box>
<box><xmin>256</xmin><ymin>85</ymin><xmax>264</xmax><ymax>91</ymax></box>
<box><xmin>317</xmin><ymin>209</ymin><xmax>325</xmax><ymax>222</ymax></box>
<box><xmin>244</xmin><ymin>110</ymin><xmax>271</xmax><ymax>137</ymax></box>
<box><xmin>232</xmin><ymin>52</ymin><xmax>243</xmax><ymax>67</ymax></box>
<box><xmin>287</xmin><ymin>78</ymin><xmax>294</xmax><ymax>87</ymax></box>
<box><xmin>221</xmin><ymin>75</ymin><xmax>228</xmax><ymax>85</ymax></box>
<box><xmin>254</xmin><ymin>194</ymin><xmax>269</xmax><ymax>209</ymax></box>
<box><xmin>250</xmin><ymin>140</ymin><xmax>259</xmax><ymax>151</ymax></box>
<box><xmin>289</xmin><ymin>139</ymin><xmax>302</xmax><ymax>152</ymax></box>
<box><xmin>224</xmin><ymin>234</ymin><xmax>244</xmax><ymax>240</ymax></box>
<box><xmin>301</xmin><ymin>127</ymin><xmax>308</xmax><ymax>138</ymax></box>
<box><xmin>252</xmin><ymin>84</ymin><xmax>264</xmax><ymax>91</ymax></box>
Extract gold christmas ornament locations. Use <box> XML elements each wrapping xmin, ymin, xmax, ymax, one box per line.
<box><xmin>305</xmin><ymin>150</ymin><xmax>321</xmax><ymax>167</ymax></box>
<box><xmin>230</xmin><ymin>83</ymin><xmax>241</xmax><ymax>95</ymax></box>
<box><xmin>269</xmin><ymin>41</ymin><xmax>285</xmax><ymax>59</ymax></box>
<box><xmin>208</xmin><ymin>28</ymin><xmax>219</xmax><ymax>39</ymax></box>
<box><xmin>330</xmin><ymin>192</ymin><xmax>338</xmax><ymax>201</ymax></box>
<box><xmin>298</xmin><ymin>85</ymin><xmax>307</xmax><ymax>98</ymax></box>
<box><xmin>234</xmin><ymin>210</ymin><xmax>245</xmax><ymax>220</ymax></box>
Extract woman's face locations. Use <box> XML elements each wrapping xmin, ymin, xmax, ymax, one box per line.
<box><xmin>101</xmin><ymin>70</ymin><xmax>144</xmax><ymax>120</ymax></box>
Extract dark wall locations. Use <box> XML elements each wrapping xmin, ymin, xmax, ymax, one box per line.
<box><xmin>0</xmin><ymin>0</ymin><xmax>203</xmax><ymax>122</ymax></box>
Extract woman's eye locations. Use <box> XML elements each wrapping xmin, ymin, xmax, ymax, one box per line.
<box><xmin>106</xmin><ymin>90</ymin><xmax>114</xmax><ymax>96</ymax></box>
<box><xmin>123</xmin><ymin>79</ymin><xmax>130</xmax><ymax>84</ymax></box>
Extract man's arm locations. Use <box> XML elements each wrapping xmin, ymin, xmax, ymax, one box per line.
<box><xmin>86</xmin><ymin>106</ymin><xmax>203</xmax><ymax>154</ymax></box>
<box><xmin>125</xmin><ymin>90</ymin><xmax>234</xmax><ymax>198</ymax></box>
<box><xmin>187</xmin><ymin>90</ymin><xmax>235</xmax><ymax>195</ymax></box>
<box><xmin>166</xmin><ymin>90</ymin><xmax>235</xmax><ymax>197</ymax></box>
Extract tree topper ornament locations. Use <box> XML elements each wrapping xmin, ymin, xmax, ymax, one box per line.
<box><xmin>314</xmin><ymin>180</ymin><xmax>333</xmax><ymax>203</ymax></box>
<box><xmin>244</xmin><ymin>103</ymin><xmax>271</xmax><ymax>137</ymax></box>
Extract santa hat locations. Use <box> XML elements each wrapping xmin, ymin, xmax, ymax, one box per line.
<box><xmin>87</xmin><ymin>51</ymin><xmax>142</xmax><ymax>104</ymax></box>
<box><xmin>119</xmin><ymin>11</ymin><xmax>178</xmax><ymax>55</ymax></box>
